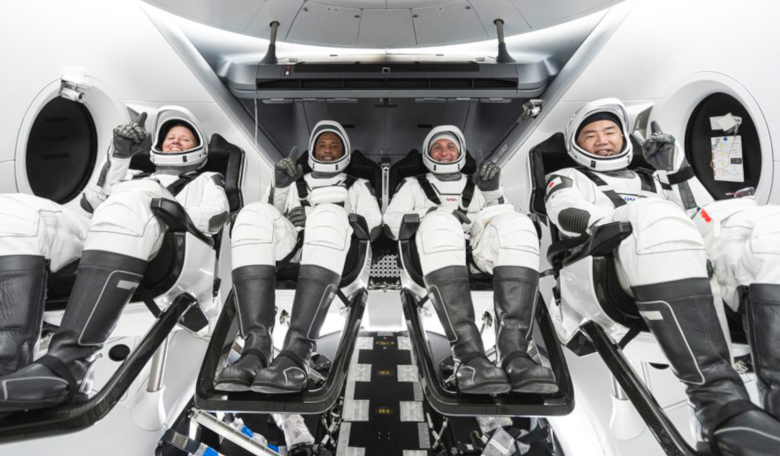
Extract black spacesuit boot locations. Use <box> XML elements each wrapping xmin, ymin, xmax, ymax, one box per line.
<box><xmin>493</xmin><ymin>266</ymin><xmax>557</xmax><ymax>393</ymax></box>
<box><xmin>0</xmin><ymin>255</ymin><xmax>48</xmax><ymax>376</ymax></box>
<box><xmin>214</xmin><ymin>265</ymin><xmax>276</xmax><ymax>392</ymax></box>
<box><xmin>744</xmin><ymin>283</ymin><xmax>780</xmax><ymax>418</ymax></box>
<box><xmin>425</xmin><ymin>265</ymin><xmax>510</xmax><ymax>395</ymax></box>
<box><xmin>0</xmin><ymin>251</ymin><xmax>146</xmax><ymax>411</ymax></box>
<box><xmin>634</xmin><ymin>278</ymin><xmax>780</xmax><ymax>456</ymax></box>
<box><xmin>252</xmin><ymin>264</ymin><xmax>340</xmax><ymax>394</ymax></box>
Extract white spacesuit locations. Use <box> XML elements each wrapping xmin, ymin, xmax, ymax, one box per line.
<box><xmin>215</xmin><ymin>120</ymin><xmax>381</xmax><ymax>394</ymax></box>
<box><xmin>384</xmin><ymin>126</ymin><xmax>556</xmax><ymax>395</ymax></box>
<box><xmin>0</xmin><ymin>106</ymin><xmax>229</xmax><ymax>411</ymax></box>
<box><xmin>545</xmin><ymin>98</ymin><xmax>780</xmax><ymax>455</ymax></box>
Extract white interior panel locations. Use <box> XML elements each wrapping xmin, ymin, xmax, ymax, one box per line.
<box><xmin>245</xmin><ymin>0</ymin><xmax>303</xmax><ymax>39</ymax></box>
<box><xmin>511</xmin><ymin>0</ymin><xmax>619</xmax><ymax>28</ymax></box>
<box><xmin>327</xmin><ymin>0</ymin><xmax>386</xmax><ymax>8</ymax></box>
<box><xmin>412</xmin><ymin>1</ymin><xmax>487</xmax><ymax>46</ymax></box>
<box><xmin>387</xmin><ymin>0</ymin><xmax>457</xmax><ymax>8</ymax></box>
<box><xmin>357</xmin><ymin>10</ymin><xmax>416</xmax><ymax>48</ymax></box>
<box><xmin>468</xmin><ymin>0</ymin><xmax>531</xmax><ymax>38</ymax></box>
<box><xmin>287</xmin><ymin>2</ymin><xmax>361</xmax><ymax>46</ymax></box>
<box><xmin>143</xmin><ymin>0</ymin><xmax>264</xmax><ymax>33</ymax></box>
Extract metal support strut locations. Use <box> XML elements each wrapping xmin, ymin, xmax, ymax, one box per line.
<box><xmin>260</xmin><ymin>21</ymin><xmax>280</xmax><ymax>65</ymax></box>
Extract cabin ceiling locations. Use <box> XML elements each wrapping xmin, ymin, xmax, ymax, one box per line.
<box><xmin>141</xmin><ymin>0</ymin><xmax>623</xmax><ymax>48</ymax></box>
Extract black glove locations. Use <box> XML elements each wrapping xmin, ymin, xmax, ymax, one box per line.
<box><xmin>642</xmin><ymin>121</ymin><xmax>677</xmax><ymax>172</ymax></box>
<box><xmin>112</xmin><ymin>112</ymin><xmax>152</xmax><ymax>159</ymax></box>
<box><xmin>287</xmin><ymin>206</ymin><xmax>306</xmax><ymax>228</ymax></box>
<box><xmin>473</xmin><ymin>161</ymin><xmax>501</xmax><ymax>191</ymax></box>
<box><xmin>275</xmin><ymin>157</ymin><xmax>303</xmax><ymax>188</ymax></box>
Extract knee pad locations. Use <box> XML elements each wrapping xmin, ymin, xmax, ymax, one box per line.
<box><xmin>739</xmin><ymin>210</ymin><xmax>780</xmax><ymax>284</ymax></box>
<box><xmin>90</xmin><ymin>192</ymin><xmax>156</xmax><ymax>237</ymax></box>
<box><xmin>0</xmin><ymin>195</ymin><xmax>45</xmax><ymax>238</ymax></box>
<box><xmin>629</xmin><ymin>200</ymin><xmax>705</xmax><ymax>254</ymax></box>
<box><xmin>418</xmin><ymin>211</ymin><xmax>465</xmax><ymax>255</ymax></box>
<box><xmin>489</xmin><ymin>212</ymin><xmax>539</xmax><ymax>255</ymax></box>
<box><xmin>232</xmin><ymin>202</ymin><xmax>281</xmax><ymax>247</ymax></box>
<box><xmin>303</xmin><ymin>204</ymin><xmax>351</xmax><ymax>252</ymax></box>
<box><xmin>748</xmin><ymin>210</ymin><xmax>780</xmax><ymax>256</ymax></box>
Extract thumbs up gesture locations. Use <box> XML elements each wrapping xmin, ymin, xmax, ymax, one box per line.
<box><xmin>112</xmin><ymin>112</ymin><xmax>152</xmax><ymax>159</ymax></box>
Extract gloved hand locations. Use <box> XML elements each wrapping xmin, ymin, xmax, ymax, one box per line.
<box><xmin>473</xmin><ymin>161</ymin><xmax>501</xmax><ymax>191</ymax></box>
<box><xmin>275</xmin><ymin>157</ymin><xmax>303</xmax><ymax>188</ymax></box>
<box><xmin>641</xmin><ymin>121</ymin><xmax>677</xmax><ymax>172</ymax></box>
<box><xmin>112</xmin><ymin>112</ymin><xmax>152</xmax><ymax>159</ymax></box>
<box><xmin>287</xmin><ymin>206</ymin><xmax>306</xmax><ymax>228</ymax></box>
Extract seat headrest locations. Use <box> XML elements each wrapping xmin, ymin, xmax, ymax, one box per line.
<box><xmin>204</xmin><ymin>134</ymin><xmax>244</xmax><ymax>213</ymax></box>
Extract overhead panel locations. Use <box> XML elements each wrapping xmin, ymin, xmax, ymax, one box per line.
<box><xmin>287</xmin><ymin>2</ymin><xmax>361</xmax><ymax>46</ymax></box>
<box><xmin>388</xmin><ymin>0</ymin><xmax>454</xmax><ymax>8</ymax></box>
<box><xmin>144</xmin><ymin>0</ymin><xmax>265</xmax><ymax>33</ymax></box>
<box><xmin>244</xmin><ymin>0</ymin><xmax>303</xmax><ymax>40</ymax></box>
<box><xmin>358</xmin><ymin>10</ymin><xmax>417</xmax><ymax>48</ymax></box>
<box><xmin>412</xmin><ymin>1</ymin><xmax>488</xmax><ymax>46</ymax></box>
<box><xmin>327</xmin><ymin>0</ymin><xmax>386</xmax><ymax>8</ymax></box>
<box><xmin>468</xmin><ymin>1</ymin><xmax>531</xmax><ymax>39</ymax></box>
<box><xmin>511</xmin><ymin>0</ymin><xmax>619</xmax><ymax>29</ymax></box>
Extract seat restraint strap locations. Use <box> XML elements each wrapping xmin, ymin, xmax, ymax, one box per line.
<box><xmin>416</xmin><ymin>175</ymin><xmax>441</xmax><ymax>205</ymax></box>
<box><xmin>578</xmin><ymin>168</ymin><xmax>627</xmax><ymax>208</ymax></box>
<box><xmin>166</xmin><ymin>173</ymin><xmax>197</xmax><ymax>197</ymax></box>
<box><xmin>417</xmin><ymin>175</ymin><xmax>475</xmax><ymax>210</ymax></box>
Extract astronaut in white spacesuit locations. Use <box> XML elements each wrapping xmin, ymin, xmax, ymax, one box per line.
<box><xmin>545</xmin><ymin>98</ymin><xmax>780</xmax><ymax>454</ymax></box>
<box><xmin>384</xmin><ymin>126</ymin><xmax>556</xmax><ymax>395</ymax></box>
<box><xmin>0</xmin><ymin>106</ymin><xmax>229</xmax><ymax>410</ymax></box>
<box><xmin>215</xmin><ymin>120</ymin><xmax>381</xmax><ymax>394</ymax></box>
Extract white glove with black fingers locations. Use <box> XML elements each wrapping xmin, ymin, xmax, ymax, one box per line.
<box><xmin>275</xmin><ymin>157</ymin><xmax>304</xmax><ymax>189</ymax></box>
<box><xmin>112</xmin><ymin>112</ymin><xmax>152</xmax><ymax>159</ymax></box>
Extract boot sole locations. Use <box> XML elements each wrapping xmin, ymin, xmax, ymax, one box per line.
<box><xmin>214</xmin><ymin>380</ymin><xmax>252</xmax><ymax>393</ymax></box>
<box><xmin>459</xmin><ymin>380</ymin><xmax>512</xmax><ymax>395</ymax></box>
<box><xmin>250</xmin><ymin>382</ymin><xmax>304</xmax><ymax>395</ymax></box>
<box><xmin>510</xmin><ymin>381</ymin><xmax>559</xmax><ymax>394</ymax></box>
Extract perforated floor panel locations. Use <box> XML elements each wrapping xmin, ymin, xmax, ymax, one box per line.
<box><xmin>338</xmin><ymin>332</ymin><xmax>431</xmax><ymax>456</ymax></box>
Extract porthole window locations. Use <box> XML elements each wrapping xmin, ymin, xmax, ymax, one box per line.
<box><xmin>684</xmin><ymin>93</ymin><xmax>761</xmax><ymax>200</ymax></box>
<box><xmin>25</xmin><ymin>97</ymin><xmax>97</xmax><ymax>203</ymax></box>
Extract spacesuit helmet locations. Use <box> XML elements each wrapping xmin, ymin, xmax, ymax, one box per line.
<box><xmin>308</xmin><ymin>120</ymin><xmax>351</xmax><ymax>174</ymax></box>
<box><xmin>422</xmin><ymin>125</ymin><xmax>467</xmax><ymax>174</ymax></box>
<box><xmin>150</xmin><ymin>106</ymin><xmax>208</xmax><ymax>168</ymax></box>
<box><xmin>565</xmin><ymin>98</ymin><xmax>633</xmax><ymax>172</ymax></box>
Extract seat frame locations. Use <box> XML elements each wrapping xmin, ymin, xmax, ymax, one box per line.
<box><xmin>195</xmin><ymin>213</ymin><xmax>372</xmax><ymax>415</ymax></box>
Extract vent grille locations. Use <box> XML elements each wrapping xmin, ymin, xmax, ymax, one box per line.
<box><xmin>257</xmin><ymin>78</ymin><xmax>518</xmax><ymax>90</ymax></box>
